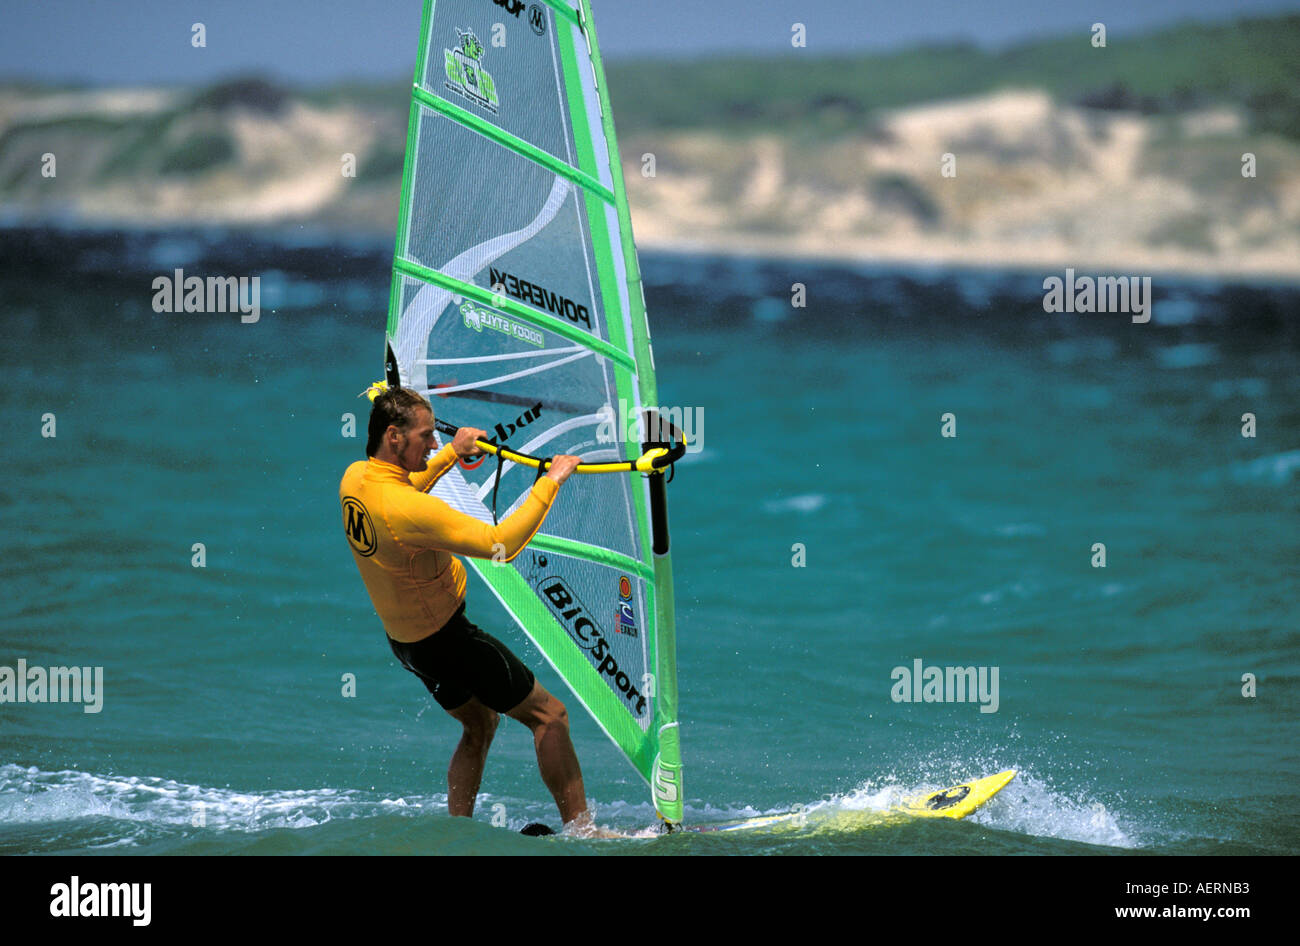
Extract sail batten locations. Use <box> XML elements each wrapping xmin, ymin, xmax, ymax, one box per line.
<box><xmin>385</xmin><ymin>0</ymin><xmax>683</xmax><ymax>824</ymax></box>
<box><xmin>410</xmin><ymin>88</ymin><xmax>615</xmax><ymax>202</ymax></box>
<box><xmin>393</xmin><ymin>258</ymin><xmax>637</xmax><ymax>370</ymax></box>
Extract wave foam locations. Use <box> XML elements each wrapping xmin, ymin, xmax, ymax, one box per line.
<box><xmin>0</xmin><ymin>763</ymin><xmax>445</xmax><ymax>833</ymax></box>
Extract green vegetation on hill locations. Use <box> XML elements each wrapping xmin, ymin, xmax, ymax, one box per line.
<box><xmin>603</xmin><ymin>15</ymin><xmax>1300</xmax><ymax>138</ymax></box>
<box><xmin>191</xmin><ymin>77</ymin><xmax>291</xmax><ymax>115</ymax></box>
<box><xmin>2</xmin><ymin>14</ymin><xmax>1295</xmax><ymax>146</ymax></box>
<box><xmin>0</xmin><ymin>10</ymin><xmax>1296</xmax><ymax>260</ymax></box>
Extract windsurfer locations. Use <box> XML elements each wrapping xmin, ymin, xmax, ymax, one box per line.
<box><xmin>340</xmin><ymin>384</ymin><xmax>601</xmax><ymax>834</ymax></box>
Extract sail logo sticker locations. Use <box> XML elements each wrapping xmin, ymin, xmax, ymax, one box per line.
<box><xmin>445</xmin><ymin>29</ymin><xmax>499</xmax><ymax>114</ymax></box>
<box><xmin>485</xmin><ymin>402</ymin><xmax>543</xmax><ymax>447</ymax></box>
<box><xmin>538</xmin><ymin>577</ymin><xmax>647</xmax><ymax>716</ymax></box>
<box><xmin>615</xmin><ymin>575</ymin><xmax>638</xmax><ymax>638</ymax></box>
<box><xmin>486</xmin><ymin>0</ymin><xmax>545</xmax><ymax>35</ymax></box>
<box><xmin>529</xmin><ymin>4</ymin><xmax>547</xmax><ymax>35</ymax></box>
<box><xmin>539</xmin><ymin>578</ymin><xmax>601</xmax><ymax>651</ymax></box>
<box><xmin>653</xmin><ymin>756</ymin><xmax>681</xmax><ymax>806</ymax></box>
<box><xmin>342</xmin><ymin>497</ymin><xmax>378</xmax><ymax>557</ymax></box>
<box><xmin>461</xmin><ymin>301</ymin><xmax>543</xmax><ymax>347</ymax></box>
<box><xmin>489</xmin><ymin>267</ymin><xmax>592</xmax><ymax>330</ymax></box>
<box><xmin>461</xmin><ymin>402</ymin><xmax>544</xmax><ymax>470</ymax></box>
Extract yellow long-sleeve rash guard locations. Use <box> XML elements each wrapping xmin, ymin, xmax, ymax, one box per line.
<box><xmin>340</xmin><ymin>444</ymin><xmax>558</xmax><ymax>643</ymax></box>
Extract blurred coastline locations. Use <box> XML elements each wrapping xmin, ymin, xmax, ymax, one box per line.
<box><xmin>2</xmin><ymin>15</ymin><xmax>1298</xmax><ymax>280</ymax></box>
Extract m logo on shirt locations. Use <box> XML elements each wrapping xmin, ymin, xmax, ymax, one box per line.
<box><xmin>342</xmin><ymin>497</ymin><xmax>377</xmax><ymax>556</ymax></box>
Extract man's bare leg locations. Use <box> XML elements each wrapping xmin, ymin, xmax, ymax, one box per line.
<box><xmin>505</xmin><ymin>680</ymin><xmax>588</xmax><ymax>826</ymax></box>
<box><xmin>444</xmin><ymin>697</ymin><xmax>500</xmax><ymax>817</ymax></box>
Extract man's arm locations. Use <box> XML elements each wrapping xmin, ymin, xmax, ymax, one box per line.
<box><xmin>394</xmin><ymin>454</ymin><xmax>582</xmax><ymax>561</ymax></box>
<box><xmin>393</xmin><ymin>478</ymin><xmax>558</xmax><ymax>561</ymax></box>
<box><xmin>409</xmin><ymin>443</ymin><xmax>459</xmax><ymax>493</ymax></box>
<box><xmin>409</xmin><ymin>426</ymin><xmax>486</xmax><ymax>493</ymax></box>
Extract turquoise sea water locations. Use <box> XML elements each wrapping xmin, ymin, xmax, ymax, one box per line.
<box><xmin>1</xmin><ymin>229</ymin><xmax>1297</xmax><ymax>855</ymax></box>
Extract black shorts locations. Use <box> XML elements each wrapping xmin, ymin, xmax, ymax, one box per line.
<box><xmin>388</xmin><ymin>605</ymin><xmax>535</xmax><ymax>713</ymax></box>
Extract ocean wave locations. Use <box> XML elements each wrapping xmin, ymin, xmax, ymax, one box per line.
<box><xmin>763</xmin><ymin>494</ymin><xmax>826</xmax><ymax>514</ymax></box>
<box><xmin>1222</xmin><ymin>449</ymin><xmax>1300</xmax><ymax>486</ymax></box>
<box><xmin>1156</xmin><ymin>342</ymin><xmax>1219</xmax><ymax>369</ymax></box>
<box><xmin>0</xmin><ymin>763</ymin><xmax>445</xmax><ymax>833</ymax></box>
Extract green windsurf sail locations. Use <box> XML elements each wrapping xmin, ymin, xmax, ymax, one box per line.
<box><xmin>384</xmin><ymin>0</ymin><xmax>684</xmax><ymax>824</ymax></box>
